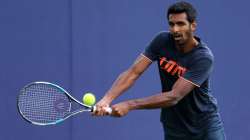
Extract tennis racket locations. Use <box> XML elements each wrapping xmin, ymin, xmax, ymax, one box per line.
<box><xmin>17</xmin><ymin>81</ymin><xmax>112</xmax><ymax>126</ymax></box>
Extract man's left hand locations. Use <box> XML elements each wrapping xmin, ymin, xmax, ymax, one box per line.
<box><xmin>111</xmin><ymin>101</ymin><xmax>132</xmax><ymax>117</ymax></box>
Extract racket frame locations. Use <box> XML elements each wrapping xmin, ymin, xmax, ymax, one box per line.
<box><xmin>17</xmin><ymin>81</ymin><xmax>93</xmax><ymax>126</ymax></box>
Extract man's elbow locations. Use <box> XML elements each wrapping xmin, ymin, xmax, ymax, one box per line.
<box><xmin>169</xmin><ymin>97</ymin><xmax>180</xmax><ymax>106</ymax></box>
<box><xmin>165</xmin><ymin>92</ymin><xmax>183</xmax><ymax>107</ymax></box>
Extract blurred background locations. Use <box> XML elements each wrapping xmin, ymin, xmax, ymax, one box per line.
<box><xmin>0</xmin><ymin>0</ymin><xmax>249</xmax><ymax>139</ymax></box>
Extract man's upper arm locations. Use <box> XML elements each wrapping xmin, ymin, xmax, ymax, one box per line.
<box><xmin>171</xmin><ymin>55</ymin><xmax>214</xmax><ymax>100</ymax></box>
<box><xmin>171</xmin><ymin>77</ymin><xmax>197</xmax><ymax>101</ymax></box>
<box><xmin>128</xmin><ymin>54</ymin><xmax>152</xmax><ymax>80</ymax></box>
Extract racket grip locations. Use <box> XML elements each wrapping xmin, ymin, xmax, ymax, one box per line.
<box><xmin>92</xmin><ymin>106</ymin><xmax>112</xmax><ymax>115</ymax></box>
<box><xmin>104</xmin><ymin>107</ymin><xmax>112</xmax><ymax>114</ymax></box>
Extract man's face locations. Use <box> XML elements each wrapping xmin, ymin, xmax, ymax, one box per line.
<box><xmin>168</xmin><ymin>13</ymin><xmax>196</xmax><ymax>46</ymax></box>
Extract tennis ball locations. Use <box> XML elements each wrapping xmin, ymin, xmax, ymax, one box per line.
<box><xmin>83</xmin><ymin>93</ymin><xmax>96</xmax><ymax>106</ymax></box>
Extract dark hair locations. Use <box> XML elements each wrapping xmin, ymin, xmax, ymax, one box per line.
<box><xmin>167</xmin><ymin>1</ymin><xmax>197</xmax><ymax>23</ymax></box>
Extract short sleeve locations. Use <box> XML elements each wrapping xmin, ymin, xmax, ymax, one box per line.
<box><xmin>182</xmin><ymin>56</ymin><xmax>214</xmax><ymax>87</ymax></box>
<box><xmin>142</xmin><ymin>32</ymin><xmax>169</xmax><ymax>61</ymax></box>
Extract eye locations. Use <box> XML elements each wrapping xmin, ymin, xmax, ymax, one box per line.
<box><xmin>168</xmin><ymin>22</ymin><xmax>174</xmax><ymax>27</ymax></box>
<box><xmin>176</xmin><ymin>21</ymin><xmax>186</xmax><ymax>26</ymax></box>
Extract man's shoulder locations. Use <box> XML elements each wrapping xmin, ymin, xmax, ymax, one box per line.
<box><xmin>152</xmin><ymin>31</ymin><xmax>173</xmax><ymax>48</ymax></box>
<box><xmin>155</xmin><ymin>31</ymin><xmax>171</xmax><ymax>39</ymax></box>
<box><xmin>195</xmin><ymin>41</ymin><xmax>214</xmax><ymax>61</ymax></box>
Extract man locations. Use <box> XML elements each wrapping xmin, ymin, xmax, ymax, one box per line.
<box><xmin>93</xmin><ymin>1</ymin><xmax>225</xmax><ymax>140</ymax></box>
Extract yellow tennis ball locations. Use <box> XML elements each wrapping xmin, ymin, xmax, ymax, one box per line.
<box><xmin>83</xmin><ymin>93</ymin><xmax>96</xmax><ymax>106</ymax></box>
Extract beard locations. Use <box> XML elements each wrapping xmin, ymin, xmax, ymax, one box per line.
<box><xmin>173</xmin><ymin>30</ymin><xmax>193</xmax><ymax>47</ymax></box>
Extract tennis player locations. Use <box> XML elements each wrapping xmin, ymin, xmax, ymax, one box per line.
<box><xmin>93</xmin><ymin>1</ymin><xmax>225</xmax><ymax>139</ymax></box>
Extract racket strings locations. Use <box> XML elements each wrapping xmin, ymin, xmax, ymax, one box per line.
<box><xmin>18</xmin><ymin>84</ymin><xmax>71</xmax><ymax>124</ymax></box>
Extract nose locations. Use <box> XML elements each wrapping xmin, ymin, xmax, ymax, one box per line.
<box><xmin>171</xmin><ymin>25</ymin><xmax>180</xmax><ymax>33</ymax></box>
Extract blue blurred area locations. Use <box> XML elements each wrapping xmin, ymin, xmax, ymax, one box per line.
<box><xmin>0</xmin><ymin>0</ymin><xmax>249</xmax><ymax>139</ymax></box>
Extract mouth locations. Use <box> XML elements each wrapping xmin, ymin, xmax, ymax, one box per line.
<box><xmin>173</xmin><ymin>34</ymin><xmax>182</xmax><ymax>40</ymax></box>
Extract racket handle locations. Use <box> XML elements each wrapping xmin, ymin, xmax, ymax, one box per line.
<box><xmin>92</xmin><ymin>106</ymin><xmax>112</xmax><ymax>115</ymax></box>
<box><xmin>104</xmin><ymin>107</ymin><xmax>112</xmax><ymax>115</ymax></box>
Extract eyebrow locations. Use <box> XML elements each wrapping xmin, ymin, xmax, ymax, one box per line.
<box><xmin>168</xmin><ymin>21</ymin><xmax>186</xmax><ymax>25</ymax></box>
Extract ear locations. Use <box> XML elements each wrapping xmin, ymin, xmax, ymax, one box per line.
<box><xmin>191</xmin><ymin>21</ymin><xmax>197</xmax><ymax>32</ymax></box>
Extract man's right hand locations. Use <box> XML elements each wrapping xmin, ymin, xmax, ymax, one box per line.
<box><xmin>92</xmin><ymin>97</ymin><xmax>112</xmax><ymax>116</ymax></box>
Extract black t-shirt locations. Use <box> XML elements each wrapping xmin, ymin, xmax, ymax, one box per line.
<box><xmin>143</xmin><ymin>31</ymin><xmax>223</xmax><ymax>135</ymax></box>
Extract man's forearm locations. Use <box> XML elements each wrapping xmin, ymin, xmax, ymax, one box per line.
<box><xmin>103</xmin><ymin>70</ymin><xmax>138</xmax><ymax>103</ymax></box>
<box><xmin>101</xmin><ymin>54</ymin><xmax>152</xmax><ymax>105</ymax></box>
<box><xmin>127</xmin><ymin>91</ymin><xmax>180</xmax><ymax>110</ymax></box>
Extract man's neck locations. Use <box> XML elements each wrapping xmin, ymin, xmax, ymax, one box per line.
<box><xmin>176</xmin><ymin>37</ymin><xmax>198</xmax><ymax>53</ymax></box>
